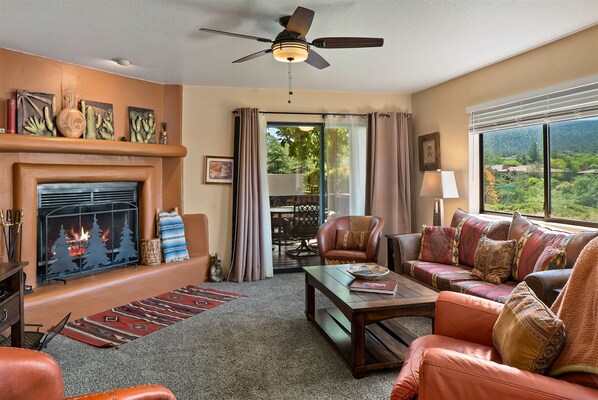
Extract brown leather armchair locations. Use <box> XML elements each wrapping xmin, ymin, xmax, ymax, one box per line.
<box><xmin>390</xmin><ymin>291</ymin><xmax>598</xmax><ymax>400</ymax></box>
<box><xmin>317</xmin><ymin>216</ymin><xmax>384</xmax><ymax>265</ymax></box>
<box><xmin>0</xmin><ymin>347</ymin><xmax>176</xmax><ymax>400</ymax></box>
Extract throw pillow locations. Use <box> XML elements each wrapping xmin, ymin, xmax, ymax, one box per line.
<box><xmin>335</xmin><ymin>230</ymin><xmax>369</xmax><ymax>251</ymax></box>
<box><xmin>512</xmin><ymin>226</ymin><xmax>572</xmax><ymax>282</ymax></box>
<box><xmin>473</xmin><ymin>237</ymin><xmax>517</xmax><ymax>284</ymax></box>
<box><xmin>532</xmin><ymin>245</ymin><xmax>567</xmax><ymax>272</ymax></box>
<box><xmin>418</xmin><ymin>225</ymin><xmax>460</xmax><ymax>266</ymax></box>
<box><xmin>508</xmin><ymin>212</ymin><xmax>573</xmax><ymax>281</ymax></box>
<box><xmin>451</xmin><ymin>208</ymin><xmax>510</xmax><ymax>267</ymax></box>
<box><xmin>493</xmin><ymin>282</ymin><xmax>566</xmax><ymax>375</ymax></box>
<box><xmin>158</xmin><ymin>209</ymin><xmax>190</xmax><ymax>263</ymax></box>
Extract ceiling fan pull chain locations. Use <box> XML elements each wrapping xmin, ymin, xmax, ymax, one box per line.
<box><xmin>288</xmin><ymin>62</ymin><xmax>294</xmax><ymax>104</ymax></box>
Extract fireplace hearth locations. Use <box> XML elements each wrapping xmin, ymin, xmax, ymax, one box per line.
<box><xmin>37</xmin><ymin>182</ymin><xmax>139</xmax><ymax>284</ymax></box>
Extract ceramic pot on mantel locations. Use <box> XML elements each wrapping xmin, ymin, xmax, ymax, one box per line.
<box><xmin>56</xmin><ymin>108</ymin><xmax>85</xmax><ymax>138</ymax></box>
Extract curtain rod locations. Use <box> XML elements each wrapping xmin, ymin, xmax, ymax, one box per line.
<box><xmin>261</xmin><ymin>111</ymin><xmax>369</xmax><ymax>117</ymax></box>
<box><xmin>232</xmin><ymin>110</ymin><xmax>368</xmax><ymax>117</ymax></box>
<box><xmin>232</xmin><ymin>110</ymin><xmax>410</xmax><ymax>118</ymax></box>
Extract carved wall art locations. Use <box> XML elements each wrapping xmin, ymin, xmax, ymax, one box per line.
<box><xmin>128</xmin><ymin>107</ymin><xmax>156</xmax><ymax>143</ymax></box>
<box><xmin>80</xmin><ymin>100</ymin><xmax>115</xmax><ymax>140</ymax></box>
<box><xmin>16</xmin><ymin>89</ymin><xmax>57</xmax><ymax>136</ymax></box>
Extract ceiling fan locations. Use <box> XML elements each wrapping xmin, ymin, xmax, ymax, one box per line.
<box><xmin>200</xmin><ymin>6</ymin><xmax>384</xmax><ymax>70</ymax></box>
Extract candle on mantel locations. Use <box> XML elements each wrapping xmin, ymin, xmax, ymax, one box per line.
<box><xmin>6</xmin><ymin>99</ymin><xmax>16</xmax><ymax>133</ymax></box>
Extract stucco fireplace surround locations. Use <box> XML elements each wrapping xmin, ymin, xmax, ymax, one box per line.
<box><xmin>0</xmin><ymin>134</ymin><xmax>210</xmax><ymax>328</ymax></box>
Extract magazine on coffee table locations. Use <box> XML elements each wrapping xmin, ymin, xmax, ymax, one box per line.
<box><xmin>349</xmin><ymin>279</ymin><xmax>397</xmax><ymax>294</ymax></box>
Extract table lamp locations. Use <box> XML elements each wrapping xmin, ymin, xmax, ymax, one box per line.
<box><xmin>420</xmin><ymin>170</ymin><xmax>459</xmax><ymax>226</ymax></box>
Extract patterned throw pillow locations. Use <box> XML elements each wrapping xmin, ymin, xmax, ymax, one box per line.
<box><xmin>158</xmin><ymin>210</ymin><xmax>190</xmax><ymax>263</ymax></box>
<box><xmin>508</xmin><ymin>212</ymin><xmax>573</xmax><ymax>281</ymax></box>
<box><xmin>473</xmin><ymin>237</ymin><xmax>517</xmax><ymax>284</ymax></box>
<box><xmin>418</xmin><ymin>225</ymin><xmax>460</xmax><ymax>266</ymax></box>
<box><xmin>335</xmin><ymin>230</ymin><xmax>369</xmax><ymax>251</ymax></box>
<box><xmin>532</xmin><ymin>245</ymin><xmax>567</xmax><ymax>272</ymax></box>
<box><xmin>493</xmin><ymin>282</ymin><xmax>566</xmax><ymax>375</ymax></box>
<box><xmin>451</xmin><ymin>208</ymin><xmax>510</xmax><ymax>267</ymax></box>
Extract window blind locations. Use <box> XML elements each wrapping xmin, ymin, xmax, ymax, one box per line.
<box><xmin>468</xmin><ymin>81</ymin><xmax>598</xmax><ymax>134</ymax></box>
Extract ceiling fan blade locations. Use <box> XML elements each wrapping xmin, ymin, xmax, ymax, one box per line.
<box><xmin>285</xmin><ymin>6</ymin><xmax>315</xmax><ymax>37</ymax></box>
<box><xmin>311</xmin><ymin>37</ymin><xmax>384</xmax><ymax>49</ymax></box>
<box><xmin>305</xmin><ymin>49</ymin><xmax>330</xmax><ymax>70</ymax></box>
<box><xmin>232</xmin><ymin>49</ymin><xmax>273</xmax><ymax>64</ymax></box>
<box><xmin>199</xmin><ymin>28</ymin><xmax>272</xmax><ymax>43</ymax></box>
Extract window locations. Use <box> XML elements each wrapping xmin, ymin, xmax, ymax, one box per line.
<box><xmin>482</xmin><ymin>118</ymin><xmax>598</xmax><ymax>224</ymax></box>
<box><xmin>473</xmin><ymin>80</ymin><xmax>598</xmax><ymax>226</ymax></box>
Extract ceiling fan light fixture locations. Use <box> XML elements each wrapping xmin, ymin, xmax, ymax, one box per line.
<box><xmin>272</xmin><ymin>40</ymin><xmax>308</xmax><ymax>63</ymax></box>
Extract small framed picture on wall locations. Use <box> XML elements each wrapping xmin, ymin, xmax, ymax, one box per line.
<box><xmin>204</xmin><ymin>156</ymin><xmax>234</xmax><ymax>184</ymax></box>
<box><xmin>418</xmin><ymin>132</ymin><xmax>441</xmax><ymax>171</ymax></box>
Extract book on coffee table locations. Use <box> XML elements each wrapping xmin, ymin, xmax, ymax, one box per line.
<box><xmin>349</xmin><ymin>279</ymin><xmax>397</xmax><ymax>294</ymax></box>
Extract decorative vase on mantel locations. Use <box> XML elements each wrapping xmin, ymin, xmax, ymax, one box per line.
<box><xmin>56</xmin><ymin>108</ymin><xmax>85</xmax><ymax>138</ymax></box>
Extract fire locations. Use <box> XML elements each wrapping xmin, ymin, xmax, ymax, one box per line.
<box><xmin>50</xmin><ymin>224</ymin><xmax>112</xmax><ymax>258</ymax></box>
<box><xmin>68</xmin><ymin>226</ymin><xmax>90</xmax><ymax>257</ymax></box>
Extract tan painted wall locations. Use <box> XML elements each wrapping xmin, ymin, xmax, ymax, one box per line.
<box><xmin>412</xmin><ymin>25</ymin><xmax>598</xmax><ymax>228</ymax></box>
<box><xmin>182</xmin><ymin>86</ymin><xmax>411</xmax><ymax>270</ymax></box>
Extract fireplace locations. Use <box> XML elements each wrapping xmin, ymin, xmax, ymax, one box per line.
<box><xmin>37</xmin><ymin>182</ymin><xmax>139</xmax><ymax>284</ymax></box>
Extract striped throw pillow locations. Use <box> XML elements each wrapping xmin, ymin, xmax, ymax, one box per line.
<box><xmin>493</xmin><ymin>282</ymin><xmax>565</xmax><ymax>374</ymax></box>
<box><xmin>158</xmin><ymin>210</ymin><xmax>190</xmax><ymax>263</ymax></box>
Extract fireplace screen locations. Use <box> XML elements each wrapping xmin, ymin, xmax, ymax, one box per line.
<box><xmin>37</xmin><ymin>182</ymin><xmax>139</xmax><ymax>284</ymax></box>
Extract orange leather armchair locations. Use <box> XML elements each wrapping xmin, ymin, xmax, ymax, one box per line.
<box><xmin>390</xmin><ymin>291</ymin><xmax>598</xmax><ymax>400</ymax></box>
<box><xmin>0</xmin><ymin>347</ymin><xmax>176</xmax><ymax>400</ymax></box>
<box><xmin>317</xmin><ymin>216</ymin><xmax>384</xmax><ymax>265</ymax></box>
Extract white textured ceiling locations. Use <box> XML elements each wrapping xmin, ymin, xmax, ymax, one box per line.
<box><xmin>1</xmin><ymin>0</ymin><xmax>597</xmax><ymax>93</ymax></box>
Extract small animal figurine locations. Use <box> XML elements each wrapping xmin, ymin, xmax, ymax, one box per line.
<box><xmin>209</xmin><ymin>252</ymin><xmax>225</xmax><ymax>282</ymax></box>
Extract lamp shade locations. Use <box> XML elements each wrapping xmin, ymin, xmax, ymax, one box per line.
<box><xmin>420</xmin><ymin>170</ymin><xmax>459</xmax><ymax>199</ymax></box>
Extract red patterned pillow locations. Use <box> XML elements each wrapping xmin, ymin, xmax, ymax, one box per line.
<box><xmin>451</xmin><ymin>208</ymin><xmax>510</xmax><ymax>267</ymax></box>
<box><xmin>512</xmin><ymin>226</ymin><xmax>572</xmax><ymax>281</ymax></box>
<box><xmin>532</xmin><ymin>245</ymin><xmax>567</xmax><ymax>272</ymax></box>
<box><xmin>418</xmin><ymin>225</ymin><xmax>460</xmax><ymax>266</ymax></box>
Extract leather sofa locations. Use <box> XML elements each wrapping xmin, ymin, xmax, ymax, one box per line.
<box><xmin>390</xmin><ymin>209</ymin><xmax>597</xmax><ymax>305</ymax></box>
<box><xmin>0</xmin><ymin>347</ymin><xmax>176</xmax><ymax>400</ymax></box>
<box><xmin>390</xmin><ymin>291</ymin><xmax>598</xmax><ymax>400</ymax></box>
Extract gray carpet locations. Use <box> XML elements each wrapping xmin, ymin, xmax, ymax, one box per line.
<box><xmin>45</xmin><ymin>272</ymin><xmax>432</xmax><ymax>399</ymax></box>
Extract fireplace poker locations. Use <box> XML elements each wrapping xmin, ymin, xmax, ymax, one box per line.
<box><xmin>0</xmin><ymin>210</ymin><xmax>8</xmax><ymax>260</ymax></box>
<box><xmin>6</xmin><ymin>209</ymin><xmax>14</xmax><ymax>262</ymax></box>
<box><xmin>16</xmin><ymin>209</ymin><xmax>23</xmax><ymax>261</ymax></box>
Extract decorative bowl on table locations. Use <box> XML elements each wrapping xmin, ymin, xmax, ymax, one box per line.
<box><xmin>347</xmin><ymin>264</ymin><xmax>389</xmax><ymax>281</ymax></box>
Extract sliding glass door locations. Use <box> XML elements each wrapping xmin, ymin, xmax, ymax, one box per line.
<box><xmin>266</xmin><ymin>119</ymin><xmax>367</xmax><ymax>270</ymax></box>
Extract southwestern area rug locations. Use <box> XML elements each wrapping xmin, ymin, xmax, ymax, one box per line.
<box><xmin>61</xmin><ymin>285</ymin><xmax>243</xmax><ymax>348</ymax></box>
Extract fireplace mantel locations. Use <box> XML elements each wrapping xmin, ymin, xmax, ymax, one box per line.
<box><xmin>0</xmin><ymin>134</ymin><xmax>186</xmax><ymax>158</ymax></box>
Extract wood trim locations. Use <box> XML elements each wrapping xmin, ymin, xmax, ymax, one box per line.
<box><xmin>0</xmin><ymin>134</ymin><xmax>186</xmax><ymax>158</ymax></box>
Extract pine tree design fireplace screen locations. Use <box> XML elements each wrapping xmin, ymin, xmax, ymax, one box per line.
<box><xmin>37</xmin><ymin>182</ymin><xmax>139</xmax><ymax>284</ymax></box>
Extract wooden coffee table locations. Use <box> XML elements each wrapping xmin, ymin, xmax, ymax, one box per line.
<box><xmin>303</xmin><ymin>264</ymin><xmax>438</xmax><ymax>378</ymax></box>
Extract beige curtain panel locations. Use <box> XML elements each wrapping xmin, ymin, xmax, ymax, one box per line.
<box><xmin>366</xmin><ymin>112</ymin><xmax>413</xmax><ymax>266</ymax></box>
<box><xmin>229</xmin><ymin>108</ymin><xmax>267</xmax><ymax>282</ymax></box>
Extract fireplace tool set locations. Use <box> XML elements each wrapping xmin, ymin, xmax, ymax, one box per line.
<box><xmin>0</xmin><ymin>209</ymin><xmax>24</xmax><ymax>262</ymax></box>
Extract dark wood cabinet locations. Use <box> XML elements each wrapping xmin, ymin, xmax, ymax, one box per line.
<box><xmin>0</xmin><ymin>262</ymin><xmax>27</xmax><ymax>347</ymax></box>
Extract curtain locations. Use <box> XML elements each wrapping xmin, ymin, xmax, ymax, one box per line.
<box><xmin>229</xmin><ymin>108</ymin><xmax>272</xmax><ymax>282</ymax></box>
<box><xmin>324</xmin><ymin>115</ymin><xmax>367</xmax><ymax>220</ymax></box>
<box><xmin>366</xmin><ymin>112</ymin><xmax>413</xmax><ymax>267</ymax></box>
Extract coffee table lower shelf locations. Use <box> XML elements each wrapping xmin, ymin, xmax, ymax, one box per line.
<box><xmin>312</xmin><ymin>307</ymin><xmax>420</xmax><ymax>377</ymax></box>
